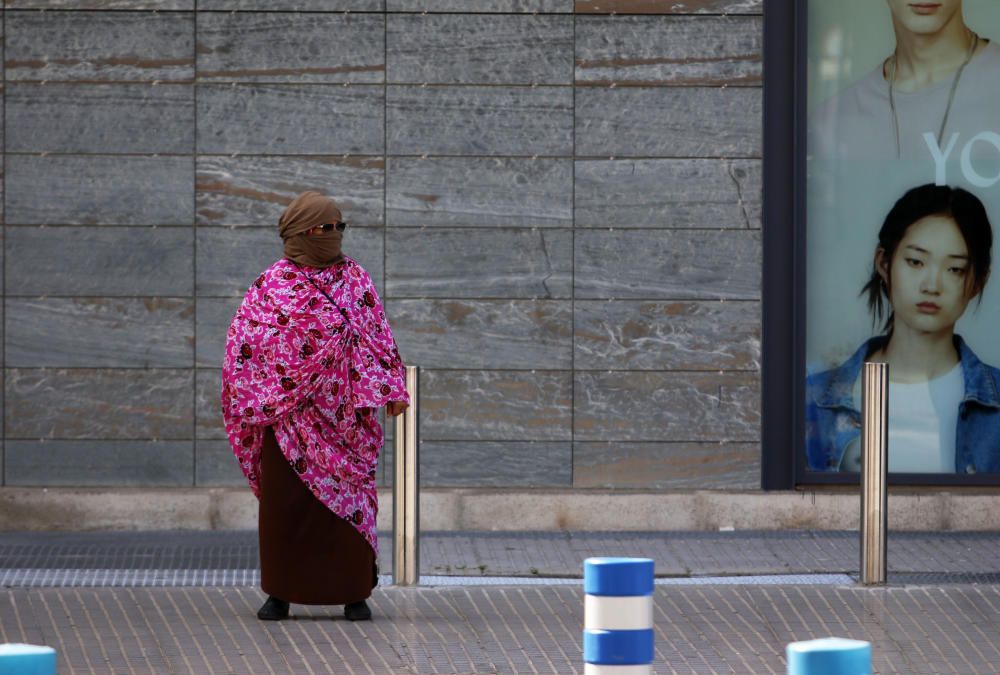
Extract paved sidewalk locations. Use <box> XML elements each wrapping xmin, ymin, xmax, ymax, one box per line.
<box><xmin>3</xmin><ymin>583</ymin><xmax>1000</xmax><ymax>673</ymax></box>
<box><xmin>2</xmin><ymin>531</ymin><xmax>1000</xmax><ymax>673</ymax></box>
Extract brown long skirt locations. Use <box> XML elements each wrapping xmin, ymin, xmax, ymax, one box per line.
<box><xmin>259</xmin><ymin>427</ymin><xmax>376</xmax><ymax>605</ymax></box>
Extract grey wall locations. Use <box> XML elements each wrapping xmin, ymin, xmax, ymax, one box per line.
<box><xmin>1</xmin><ymin>0</ymin><xmax>762</xmax><ymax>492</ymax></box>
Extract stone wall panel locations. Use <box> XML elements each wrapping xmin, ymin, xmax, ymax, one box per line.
<box><xmin>574</xmin><ymin>371</ymin><xmax>760</xmax><ymax>442</ymax></box>
<box><xmin>575</xmin><ymin>229</ymin><xmax>761</xmax><ymax>300</ymax></box>
<box><xmin>389</xmin><ymin>1</ymin><xmax>570</xmax><ymax>10</ymax></box>
<box><xmin>6</xmin><ymin>227</ymin><xmax>194</xmax><ymax>296</ymax></box>
<box><xmin>198</xmin><ymin>13</ymin><xmax>384</xmax><ymax>83</ymax></box>
<box><xmin>387</xmin><ymin>86</ymin><xmax>573</xmax><ymax>156</ymax></box>
<box><xmin>386</xmin><ymin>228</ymin><xmax>572</xmax><ymax>298</ymax></box>
<box><xmin>574</xmin><ymin>0</ymin><xmax>761</xmax><ymax>13</ymax></box>
<box><xmin>195</xmin><ymin>369</ymin><xmax>224</xmax><ymax>440</ymax></box>
<box><xmin>8</xmin><ymin>1</ymin><xmax>192</xmax><ymax>8</ymax></box>
<box><xmin>6</xmin><ymin>156</ymin><xmax>194</xmax><ymax>225</ymax></box>
<box><xmin>5</xmin><ymin>369</ymin><xmax>194</xmax><ymax>440</ymax></box>
<box><xmin>387</xmin><ymin>158</ymin><xmax>572</xmax><ymax>227</ymax></box>
<box><xmin>196</xmin><ymin>226</ymin><xmax>384</xmax><ymax>297</ymax></box>
<box><xmin>200</xmin><ymin>0</ymin><xmax>383</xmax><ymax>8</ymax></box>
<box><xmin>7</xmin><ymin>298</ymin><xmax>194</xmax><ymax>368</ymax></box>
<box><xmin>197</xmin><ymin>85</ymin><xmax>385</xmax><ymax>155</ymax></box>
<box><xmin>7</xmin><ymin>84</ymin><xmax>194</xmax><ymax>154</ymax></box>
<box><xmin>421</xmin><ymin>370</ymin><xmax>572</xmax><ymax>441</ymax></box>
<box><xmin>576</xmin><ymin>87</ymin><xmax>761</xmax><ymax>157</ymax></box>
<box><xmin>574</xmin><ymin>300</ymin><xmax>760</xmax><ymax>370</ymax></box>
<box><xmin>576</xmin><ymin>15</ymin><xmax>761</xmax><ymax>86</ymax></box>
<box><xmin>575</xmin><ymin>159</ymin><xmax>760</xmax><ymax>229</ymax></box>
<box><xmin>6</xmin><ymin>441</ymin><xmax>194</xmax><ymax>487</ymax></box>
<box><xmin>388</xmin><ymin>14</ymin><xmax>572</xmax><ymax>84</ymax></box>
<box><xmin>5</xmin><ymin>11</ymin><xmax>194</xmax><ymax>82</ymax></box>
<box><xmin>573</xmin><ymin>442</ymin><xmax>759</xmax><ymax>489</ymax></box>
<box><xmin>421</xmin><ymin>441</ymin><xmax>572</xmax><ymax>487</ymax></box>
<box><xmin>196</xmin><ymin>297</ymin><xmax>243</xmax><ymax>368</ymax></box>
<box><xmin>388</xmin><ymin>299</ymin><xmax>572</xmax><ymax>369</ymax></box>
<box><xmin>196</xmin><ymin>156</ymin><xmax>385</xmax><ymax>227</ymax></box>
<box><xmin>196</xmin><ymin>440</ymin><xmax>246</xmax><ymax>487</ymax></box>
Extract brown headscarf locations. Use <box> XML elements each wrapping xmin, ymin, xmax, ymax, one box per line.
<box><xmin>279</xmin><ymin>191</ymin><xmax>345</xmax><ymax>268</ymax></box>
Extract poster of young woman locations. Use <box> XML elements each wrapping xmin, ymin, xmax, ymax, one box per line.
<box><xmin>803</xmin><ymin>0</ymin><xmax>1000</xmax><ymax>476</ymax></box>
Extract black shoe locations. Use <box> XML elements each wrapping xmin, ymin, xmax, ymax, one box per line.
<box><xmin>344</xmin><ymin>600</ymin><xmax>372</xmax><ymax>621</ymax></box>
<box><xmin>257</xmin><ymin>596</ymin><xmax>290</xmax><ymax>621</ymax></box>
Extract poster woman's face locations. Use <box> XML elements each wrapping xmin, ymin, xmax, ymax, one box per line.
<box><xmin>880</xmin><ymin>214</ymin><xmax>977</xmax><ymax>336</ymax></box>
<box><xmin>885</xmin><ymin>0</ymin><xmax>963</xmax><ymax>35</ymax></box>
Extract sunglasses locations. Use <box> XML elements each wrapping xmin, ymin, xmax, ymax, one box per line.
<box><xmin>319</xmin><ymin>222</ymin><xmax>348</xmax><ymax>232</ymax></box>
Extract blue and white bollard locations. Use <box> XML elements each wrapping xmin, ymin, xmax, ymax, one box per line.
<box><xmin>786</xmin><ymin>637</ymin><xmax>871</xmax><ymax>675</ymax></box>
<box><xmin>0</xmin><ymin>644</ymin><xmax>57</xmax><ymax>675</ymax></box>
<box><xmin>583</xmin><ymin>557</ymin><xmax>655</xmax><ymax>675</ymax></box>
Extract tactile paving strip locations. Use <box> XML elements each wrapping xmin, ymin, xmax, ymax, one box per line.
<box><xmin>3</xmin><ymin>530</ymin><xmax>1000</xmax><ymax>581</ymax></box>
<box><xmin>1</xmin><ymin>568</ymin><xmax>853</xmax><ymax>588</ymax></box>
<box><xmin>0</xmin><ymin>568</ymin><xmax>263</xmax><ymax>588</ymax></box>
<box><xmin>851</xmin><ymin>571</ymin><xmax>1000</xmax><ymax>585</ymax></box>
<box><xmin>0</xmin><ymin>531</ymin><xmax>259</xmax><ymax>570</ymax></box>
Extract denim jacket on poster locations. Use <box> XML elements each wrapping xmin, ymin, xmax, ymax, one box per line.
<box><xmin>805</xmin><ymin>335</ymin><xmax>1000</xmax><ymax>474</ymax></box>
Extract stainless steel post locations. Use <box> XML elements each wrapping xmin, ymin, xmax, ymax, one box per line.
<box><xmin>860</xmin><ymin>361</ymin><xmax>889</xmax><ymax>585</ymax></box>
<box><xmin>393</xmin><ymin>365</ymin><xmax>419</xmax><ymax>586</ymax></box>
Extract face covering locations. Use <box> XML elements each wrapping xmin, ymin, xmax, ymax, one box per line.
<box><xmin>278</xmin><ymin>191</ymin><xmax>345</xmax><ymax>268</ymax></box>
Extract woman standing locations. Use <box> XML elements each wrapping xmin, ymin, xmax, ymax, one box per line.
<box><xmin>806</xmin><ymin>184</ymin><xmax>1000</xmax><ymax>473</ymax></box>
<box><xmin>222</xmin><ymin>191</ymin><xmax>408</xmax><ymax>621</ymax></box>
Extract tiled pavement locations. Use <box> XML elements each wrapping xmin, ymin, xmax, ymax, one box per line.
<box><xmin>4</xmin><ymin>584</ymin><xmax>1000</xmax><ymax>674</ymax></box>
<box><xmin>2</xmin><ymin>531</ymin><xmax>1000</xmax><ymax>674</ymax></box>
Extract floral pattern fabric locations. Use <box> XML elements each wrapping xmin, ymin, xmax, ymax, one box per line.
<box><xmin>221</xmin><ymin>257</ymin><xmax>408</xmax><ymax>556</ymax></box>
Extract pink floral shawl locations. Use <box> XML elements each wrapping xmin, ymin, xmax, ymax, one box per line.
<box><xmin>221</xmin><ymin>256</ymin><xmax>408</xmax><ymax>556</ymax></box>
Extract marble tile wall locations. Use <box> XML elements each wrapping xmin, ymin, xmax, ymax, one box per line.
<box><xmin>1</xmin><ymin>0</ymin><xmax>762</xmax><ymax>490</ymax></box>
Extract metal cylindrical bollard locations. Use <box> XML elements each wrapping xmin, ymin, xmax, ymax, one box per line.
<box><xmin>393</xmin><ymin>365</ymin><xmax>420</xmax><ymax>586</ymax></box>
<box><xmin>860</xmin><ymin>361</ymin><xmax>889</xmax><ymax>585</ymax></box>
<box><xmin>0</xmin><ymin>644</ymin><xmax>57</xmax><ymax>675</ymax></box>
<box><xmin>583</xmin><ymin>557</ymin><xmax>654</xmax><ymax>674</ymax></box>
<box><xmin>786</xmin><ymin>637</ymin><xmax>871</xmax><ymax>675</ymax></box>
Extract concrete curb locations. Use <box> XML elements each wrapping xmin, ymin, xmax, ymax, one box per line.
<box><xmin>4</xmin><ymin>487</ymin><xmax>1000</xmax><ymax>531</ymax></box>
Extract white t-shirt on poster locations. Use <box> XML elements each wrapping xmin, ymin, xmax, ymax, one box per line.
<box><xmin>842</xmin><ymin>362</ymin><xmax>964</xmax><ymax>473</ymax></box>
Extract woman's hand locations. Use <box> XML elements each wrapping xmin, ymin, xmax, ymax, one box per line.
<box><xmin>386</xmin><ymin>401</ymin><xmax>409</xmax><ymax>417</ymax></box>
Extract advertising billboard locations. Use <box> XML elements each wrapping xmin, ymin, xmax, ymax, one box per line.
<box><xmin>763</xmin><ymin>0</ymin><xmax>1000</xmax><ymax>486</ymax></box>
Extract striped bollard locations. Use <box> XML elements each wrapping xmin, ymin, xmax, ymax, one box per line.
<box><xmin>786</xmin><ymin>637</ymin><xmax>871</xmax><ymax>675</ymax></box>
<box><xmin>0</xmin><ymin>644</ymin><xmax>57</xmax><ymax>675</ymax></box>
<box><xmin>583</xmin><ymin>557</ymin><xmax>654</xmax><ymax>674</ymax></box>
